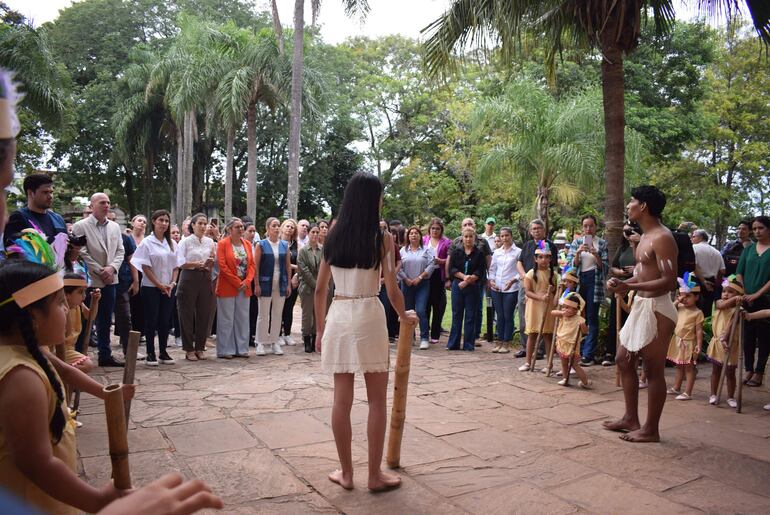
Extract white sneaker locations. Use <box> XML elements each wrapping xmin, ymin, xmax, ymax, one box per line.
<box><xmin>709</xmin><ymin>394</ymin><xmax>717</xmax><ymax>405</ymax></box>
<box><xmin>727</xmin><ymin>398</ymin><xmax>738</xmax><ymax>408</ymax></box>
<box><xmin>255</xmin><ymin>344</ymin><xmax>266</xmax><ymax>356</ymax></box>
<box><xmin>675</xmin><ymin>393</ymin><xmax>692</xmax><ymax>401</ymax></box>
<box><xmin>763</xmin><ymin>403</ymin><xmax>770</xmax><ymax>411</ymax></box>
<box><xmin>419</xmin><ymin>340</ymin><xmax>430</xmax><ymax>350</ymax></box>
<box><xmin>518</xmin><ymin>363</ymin><xmax>530</xmax><ymax>372</ymax></box>
<box><xmin>273</xmin><ymin>343</ymin><xmax>284</xmax><ymax>355</ymax></box>
<box><xmin>137</xmin><ymin>352</ymin><xmax>146</xmax><ymax>360</ymax></box>
<box><xmin>557</xmin><ymin>378</ymin><xmax>568</xmax><ymax>386</ymax></box>
<box><xmin>667</xmin><ymin>387</ymin><xmax>681</xmax><ymax>395</ymax></box>
<box><xmin>283</xmin><ymin>335</ymin><xmax>295</xmax><ymax>346</ymax></box>
<box><xmin>175</xmin><ymin>337</ymin><xmax>183</xmax><ymax>347</ymax></box>
<box><xmin>578</xmin><ymin>380</ymin><xmax>592</xmax><ymax>389</ymax></box>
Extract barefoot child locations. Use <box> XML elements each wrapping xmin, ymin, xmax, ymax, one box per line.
<box><xmin>666</xmin><ymin>273</ymin><xmax>704</xmax><ymax>400</ymax></box>
<box><xmin>707</xmin><ymin>276</ymin><xmax>743</xmax><ymax>407</ymax></box>
<box><xmin>0</xmin><ymin>260</ymin><xmax>134</xmax><ymax>513</ymax></box>
<box><xmin>520</xmin><ymin>241</ymin><xmax>556</xmax><ymax>371</ymax></box>
<box><xmin>552</xmin><ymin>292</ymin><xmax>591</xmax><ymax>387</ymax></box>
<box><xmin>62</xmin><ymin>272</ymin><xmax>98</xmax><ymax>373</ymax></box>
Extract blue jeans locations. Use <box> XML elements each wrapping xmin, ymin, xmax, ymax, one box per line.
<box><xmin>402</xmin><ymin>280</ymin><xmax>430</xmax><ymax>340</ymax></box>
<box><xmin>578</xmin><ymin>271</ymin><xmax>599</xmax><ymax>361</ymax></box>
<box><xmin>90</xmin><ymin>283</ymin><xmax>116</xmax><ymax>361</ymax></box>
<box><xmin>141</xmin><ymin>286</ymin><xmax>173</xmax><ymax>358</ymax></box>
<box><xmin>447</xmin><ymin>280</ymin><xmax>480</xmax><ymax>350</ymax></box>
<box><xmin>491</xmin><ymin>290</ymin><xmax>518</xmax><ymax>342</ymax></box>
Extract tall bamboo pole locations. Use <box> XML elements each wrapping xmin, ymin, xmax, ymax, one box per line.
<box><xmin>736</xmin><ymin>315</ymin><xmax>745</xmax><ymax>413</ymax></box>
<box><xmin>122</xmin><ymin>331</ymin><xmax>140</xmax><ymax>424</ymax></box>
<box><xmin>531</xmin><ymin>286</ymin><xmax>552</xmax><ymax>372</ymax></box>
<box><xmin>715</xmin><ymin>308</ymin><xmax>741</xmax><ymax>405</ymax></box>
<box><xmin>545</xmin><ymin>285</ymin><xmax>564</xmax><ymax>377</ymax></box>
<box><xmin>386</xmin><ymin>315</ymin><xmax>417</xmax><ymax>469</ymax></box>
<box><xmin>104</xmin><ymin>384</ymin><xmax>131</xmax><ymax>489</ymax></box>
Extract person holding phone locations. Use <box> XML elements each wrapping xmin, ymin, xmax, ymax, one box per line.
<box><xmin>175</xmin><ymin>213</ymin><xmax>217</xmax><ymax>361</ymax></box>
<box><xmin>566</xmin><ymin>215</ymin><xmax>609</xmax><ymax>366</ymax></box>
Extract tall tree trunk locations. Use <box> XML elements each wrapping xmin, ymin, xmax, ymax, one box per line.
<box><xmin>225</xmin><ymin>126</ymin><xmax>235</xmax><ymax>220</ymax></box>
<box><xmin>600</xmin><ymin>42</ymin><xmax>625</xmax><ymax>261</ymax></box>
<box><xmin>176</xmin><ymin>122</ymin><xmax>185</xmax><ymax>223</ymax></box>
<box><xmin>143</xmin><ymin>150</ymin><xmax>154</xmax><ymax>216</ymax></box>
<box><xmin>124</xmin><ymin>163</ymin><xmax>136</xmax><ymax>217</ymax></box>
<box><xmin>536</xmin><ymin>185</ymin><xmax>549</xmax><ymax>233</ymax></box>
<box><xmin>286</xmin><ymin>0</ymin><xmax>304</xmax><ymax>219</ymax></box>
<box><xmin>271</xmin><ymin>0</ymin><xmax>285</xmax><ymax>54</ymax></box>
<box><xmin>184</xmin><ymin>110</ymin><xmax>195</xmax><ymax>218</ymax></box>
<box><xmin>246</xmin><ymin>101</ymin><xmax>257</xmax><ymax>223</ymax></box>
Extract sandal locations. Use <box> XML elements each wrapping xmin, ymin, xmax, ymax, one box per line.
<box><xmin>195</xmin><ymin>351</ymin><xmax>207</xmax><ymax>360</ymax></box>
<box><xmin>185</xmin><ymin>352</ymin><xmax>198</xmax><ymax>361</ymax></box>
<box><xmin>746</xmin><ymin>379</ymin><xmax>762</xmax><ymax>387</ymax></box>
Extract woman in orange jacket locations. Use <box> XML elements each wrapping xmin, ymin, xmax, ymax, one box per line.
<box><xmin>215</xmin><ymin>218</ymin><xmax>255</xmax><ymax>358</ymax></box>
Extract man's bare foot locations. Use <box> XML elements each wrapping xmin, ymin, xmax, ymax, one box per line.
<box><xmin>368</xmin><ymin>470</ymin><xmax>401</xmax><ymax>492</ymax></box>
<box><xmin>602</xmin><ymin>417</ymin><xmax>640</xmax><ymax>433</ymax></box>
<box><xmin>620</xmin><ymin>427</ymin><xmax>660</xmax><ymax>443</ymax></box>
<box><xmin>328</xmin><ymin>469</ymin><xmax>354</xmax><ymax>490</ymax></box>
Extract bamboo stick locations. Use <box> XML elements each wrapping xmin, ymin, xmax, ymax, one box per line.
<box><xmin>54</xmin><ymin>344</ymin><xmax>70</xmax><ymax>405</ymax></box>
<box><xmin>715</xmin><ymin>308</ymin><xmax>741</xmax><ymax>405</ymax></box>
<box><xmin>615</xmin><ymin>294</ymin><xmax>622</xmax><ymax>387</ymax></box>
<box><xmin>564</xmin><ymin>305</ymin><xmax>586</xmax><ymax>387</ymax></box>
<box><xmin>545</xmin><ymin>285</ymin><xmax>564</xmax><ymax>377</ymax></box>
<box><xmin>104</xmin><ymin>384</ymin><xmax>131</xmax><ymax>489</ymax></box>
<box><xmin>531</xmin><ymin>285</ymin><xmax>552</xmax><ymax>372</ymax></box>
<box><xmin>122</xmin><ymin>331</ymin><xmax>140</xmax><ymax>425</ymax></box>
<box><xmin>386</xmin><ymin>313</ymin><xmax>417</xmax><ymax>469</ymax></box>
<box><xmin>736</xmin><ymin>315</ymin><xmax>744</xmax><ymax>413</ymax></box>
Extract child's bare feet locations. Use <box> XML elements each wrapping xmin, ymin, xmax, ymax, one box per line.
<box><xmin>368</xmin><ymin>470</ymin><xmax>401</xmax><ymax>492</ymax></box>
<box><xmin>328</xmin><ymin>470</ymin><xmax>353</xmax><ymax>490</ymax></box>
<box><xmin>602</xmin><ymin>417</ymin><xmax>640</xmax><ymax>433</ymax></box>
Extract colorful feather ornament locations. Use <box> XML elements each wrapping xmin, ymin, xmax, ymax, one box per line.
<box><xmin>677</xmin><ymin>271</ymin><xmax>699</xmax><ymax>293</ymax></box>
<box><xmin>6</xmin><ymin>229</ymin><xmax>57</xmax><ymax>268</ymax></box>
<box><xmin>535</xmin><ymin>240</ymin><xmax>551</xmax><ymax>255</ymax></box>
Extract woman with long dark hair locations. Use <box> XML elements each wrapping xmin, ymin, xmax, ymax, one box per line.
<box><xmin>315</xmin><ymin>172</ymin><xmax>417</xmax><ymax>492</ymax></box>
<box><xmin>605</xmin><ymin>222</ymin><xmax>641</xmax><ymax>366</ymax></box>
<box><xmin>423</xmin><ymin>218</ymin><xmax>451</xmax><ymax>343</ymax></box>
<box><xmin>130</xmin><ymin>209</ymin><xmax>178</xmax><ymax>366</ymax></box>
<box><xmin>737</xmin><ymin>215</ymin><xmax>770</xmax><ymax>387</ymax></box>
<box><xmin>128</xmin><ymin>214</ymin><xmax>147</xmax><ymax>336</ymax></box>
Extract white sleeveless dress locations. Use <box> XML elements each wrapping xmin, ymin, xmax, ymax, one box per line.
<box><xmin>321</xmin><ymin>264</ymin><xmax>389</xmax><ymax>373</ymax></box>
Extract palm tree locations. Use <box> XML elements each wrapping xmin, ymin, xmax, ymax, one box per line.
<box><xmin>471</xmin><ymin>81</ymin><xmax>606</xmax><ymax>230</ymax></box>
<box><xmin>211</xmin><ymin>24</ymin><xmax>291</xmax><ymax>222</ymax></box>
<box><xmin>283</xmin><ymin>0</ymin><xmax>370</xmax><ymax>219</ymax></box>
<box><xmin>0</xmin><ymin>23</ymin><xmax>70</xmax><ymax>130</ymax></box>
<box><xmin>423</xmin><ymin>0</ymin><xmax>770</xmax><ymax>255</ymax></box>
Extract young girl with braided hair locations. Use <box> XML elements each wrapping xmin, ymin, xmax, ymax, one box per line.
<box><xmin>520</xmin><ymin>241</ymin><xmax>557</xmax><ymax>371</ymax></box>
<box><xmin>0</xmin><ymin>260</ymin><xmax>132</xmax><ymax>513</ymax></box>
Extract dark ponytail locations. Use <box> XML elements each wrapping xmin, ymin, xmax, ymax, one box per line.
<box><xmin>0</xmin><ymin>261</ymin><xmax>67</xmax><ymax>443</ymax></box>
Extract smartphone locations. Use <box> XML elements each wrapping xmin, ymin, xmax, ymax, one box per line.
<box><xmin>584</xmin><ymin>235</ymin><xmax>593</xmax><ymax>248</ymax></box>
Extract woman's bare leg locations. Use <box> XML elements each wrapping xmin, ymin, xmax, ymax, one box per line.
<box><xmin>329</xmin><ymin>373</ymin><xmax>355</xmax><ymax>489</ymax></box>
<box><xmin>363</xmin><ymin>371</ymin><xmax>400</xmax><ymax>491</ymax></box>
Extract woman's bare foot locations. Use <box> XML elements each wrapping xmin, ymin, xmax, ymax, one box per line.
<box><xmin>328</xmin><ymin>469</ymin><xmax>354</xmax><ymax>490</ymax></box>
<box><xmin>602</xmin><ymin>417</ymin><xmax>640</xmax><ymax>433</ymax></box>
<box><xmin>368</xmin><ymin>470</ymin><xmax>401</xmax><ymax>492</ymax></box>
<box><xmin>620</xmin><ymin>427</ymin><xmax>660</xmax><ymax>443</ymax></box>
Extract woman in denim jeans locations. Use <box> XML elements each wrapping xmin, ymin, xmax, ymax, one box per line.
<box><xmin>398</xmin><ymin>227</ymin><xmax>435</xmax><ymax>349</ymax></box>
<box><xmin>488</xmin><ymin>227</ymin><xmax>521</xmax><ymax>353</ymax></box>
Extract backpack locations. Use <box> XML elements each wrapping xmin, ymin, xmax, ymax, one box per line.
<box><xmin>672</xmin><ymin>230</ymin><xmax>695</xmax><ymax>277</ymax></box>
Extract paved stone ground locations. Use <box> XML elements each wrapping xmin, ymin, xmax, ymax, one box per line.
<box><xmin>77</xmin><ymin>321</ymin><xmax>770</xmax><ymax>514</ymax></box>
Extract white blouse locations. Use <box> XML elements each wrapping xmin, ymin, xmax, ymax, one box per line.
<box><xmin>176</xmin><ymin>234</ymin><xmax>216</xmax><ymax>267</ymax></box>
<box><xmin>131</xmin><ymin>234</ymin><xmax>177</xmax><ymax>287</ymax></box>
<box><xmin>489</xmin><ymin>244</ymin><xmax>522</xmax><ymax>293</ymax></box>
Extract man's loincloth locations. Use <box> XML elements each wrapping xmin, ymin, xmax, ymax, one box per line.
<box><xmin>619</xmin><ymin>294</ymin><xmax>677</xmax><ymax>353</ymax></box>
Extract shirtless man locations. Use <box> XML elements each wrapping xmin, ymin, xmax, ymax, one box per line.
<box><xmin>605</xmin><ymin>186</ymin><xmax>678</xmax><ymax>443</ymax></box>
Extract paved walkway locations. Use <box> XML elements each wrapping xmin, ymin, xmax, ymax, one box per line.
<box><xmin>78</xmin><ymin>330</ymin><xmax>770</xmax><ymax>514</ymax></box>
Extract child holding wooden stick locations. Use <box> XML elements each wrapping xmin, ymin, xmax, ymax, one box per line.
<box><xmin>666</xmin><ymin>273</ymin><xmax>704</xmax><ymax>400</ymax></box>
<box><xmin>0</xmin><ymin>260</ymin><xmax>132</xmax><ymax>513</ymax></box>
<box><xmin>707</xmin><ymin>276</ymin><xmax>743</xmax><ymax>407</ymax></box>
<box><xmin>519</xmin><ymin>241</ymin><xmax>556</xmax><ymax>371</ymax></box>
<box><xmin>62</xmin><ymin>272</ymin><xmax>98</xmax><ymax>373</ymax></box>
<box><xmin>552</xmin><ymin>292</ymin><xmax>591</xmax><ymax>387</ymax></box>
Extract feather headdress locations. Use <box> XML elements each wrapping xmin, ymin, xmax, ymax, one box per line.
<box><xmin>534</xmin><ymin>240</ymin><xmax>551</xmax><ymax>255</ymax></box>
<box><xmin>6</xmin><ymin>229</ymin><xmax>57</xmax><ymax>268</ymax></box>
<box><xmin>721</xmin><ymin>274</ymin><xmax>744</xmax><ymax>295</ymax></box>
<box><xmin>677</xmin><ymin>271</ymin><xmax>700</xmax><ymax>293</ymax></box>
<box><xmin>561</xmin><ymin>266</ymin><xmax>580</xmax><ymax>285</ymax></box>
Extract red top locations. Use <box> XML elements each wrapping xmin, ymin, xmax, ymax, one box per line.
<box><xmin>216</xmin><ymin>236</ymin><xmax>255</xmax><ymax>297</ymax></box>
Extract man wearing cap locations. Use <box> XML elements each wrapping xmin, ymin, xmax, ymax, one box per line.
<box><xmin>72</xmin><ymin>192</ymin><xmax>125</xmax><ymax>367</ymax></box>
<box><xmin>5</xmin><ymin>173</ymin><xmax>67</xmax><ymax>247</ymax></box>
<box><xmin>690</xmin><ymin>229</ymin><xmax>725</xmax><ymax>317</ymax></box>
<box><xmin>482</xmin><ymin>217</ymin><xmax>497</xmax><ymax>249</ymax></box>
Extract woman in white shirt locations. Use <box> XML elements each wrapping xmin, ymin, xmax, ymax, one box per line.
<box><xmin>131</xmin><ymin>209</ymin><xmax>179</xmax><ymax>366</ymax></box>
<box><xmin>175</xmin><ymin>213</ymin><xmax>216</xmax><ymax>361</ymax></box>
<box><xmin>488</xmin><ymin>227</ymin><xmax>522</xmax><ymax>353</ymax></box>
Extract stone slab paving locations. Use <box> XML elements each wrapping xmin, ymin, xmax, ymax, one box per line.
<box><xmin>79</xmin><ymin>327</ymin><xmax>770</xmax><ymax>514</ymax></box>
